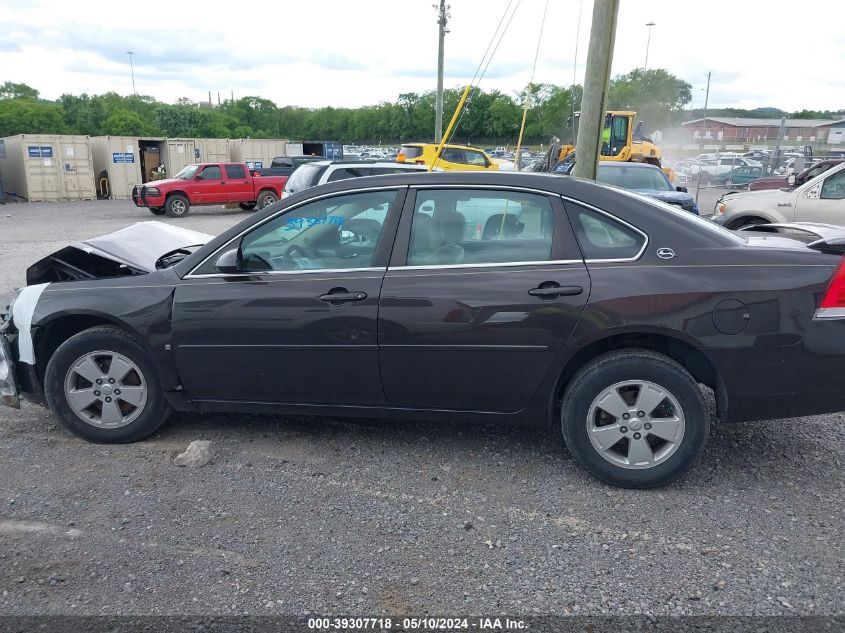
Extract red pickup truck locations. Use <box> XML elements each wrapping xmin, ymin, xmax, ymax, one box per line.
<box><xmin>131</xmin><ymin>163</ymin><xmax>288</xmax><ymax>217</ymax></box>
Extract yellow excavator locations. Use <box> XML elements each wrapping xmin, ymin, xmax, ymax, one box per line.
<box><xmin>532</xmin><ymin>110</ymin><xmax>664</xmax><ymax>173</ymax></box>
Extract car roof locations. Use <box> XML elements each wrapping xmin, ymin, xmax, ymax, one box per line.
<box><xmin>401</xmin><ymin>142</ymin><xmax>483</xmax><ymax>151</ymax></box>
<box><xmin>307</xmin><ymin>160</ymin><xmax>427</xmax><ymax>168</ymax></box>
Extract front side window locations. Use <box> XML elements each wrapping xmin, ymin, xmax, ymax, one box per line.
<box><xmin>566</xmin><ymin>202</ymin><xmax>646</xmax><ymax>260</ymax></box>
<box><xmin>239</xmin><ymin>190</ymin><xmax>398</xmax><ymax>271</ymax></box>
<box><xmin>820</xmin><ymin>170</ymin><xmax>845</xmax><ymax>200</ymax></box>
<box><xmin>407</xmin><ymin>189</ymin><xmax>554</xmax><ymax>266</ymax></box>
<box><xmin>199</xmin><ymin>165</ymin><xmax>222</xmax><ymax>180</ymax></box>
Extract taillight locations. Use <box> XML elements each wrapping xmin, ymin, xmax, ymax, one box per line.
<box><xmin>820</xmin><ymin>259</ymin><xmax>845</xmax><ymax>308</ymax></box>
<box><xmin>415</xmin><ymin>160</ymin><xmax>426</xmax><ymax>165</ymax></box>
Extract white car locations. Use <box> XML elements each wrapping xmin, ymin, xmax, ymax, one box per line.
<box><xmin>699</xmin><ymin>157</ymin><xmax>761</xmax><ymax>183</ymax></box>
<box><xmin>712</xmin><ymin>161</ymin><xmax>845</xmax><ymax>229</ymax></box>
<box><xmin>281</xmin><ymin>161</ymin><xmax>429</xmax><ymax>198</ymax></box>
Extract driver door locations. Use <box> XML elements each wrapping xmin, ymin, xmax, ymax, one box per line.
<box><xmin>795</xmin><ymin>169</ymin><xmax>845</xmax><ymax>224</ymax></box>
<box><xmin>171</xmin><ymin>188</ymin><xmax>405</xmax><ymax>406</ymax></box>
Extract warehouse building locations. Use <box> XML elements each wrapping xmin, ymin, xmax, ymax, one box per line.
<box><xmin>679</xmin><ymin>117</ymin><xmax>845</xmax><ymax>143</ymax></box>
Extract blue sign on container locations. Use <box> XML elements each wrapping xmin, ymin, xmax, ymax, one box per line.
<box><xmin>28</xmin><ymin>146</ymin><xmax>53</xmax><ymax>158</ymax></box>
<box><xmin>112</xmin><ymin>152</ymin><xmax>135</xmax><ymax>164</ymax></box>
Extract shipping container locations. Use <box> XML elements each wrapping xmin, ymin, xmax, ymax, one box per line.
<box><xmin>163</xmin><ymin>139</ymin><xmax>197</xmax><ymax>177</ymax></box>
<box><xmin>194</xmin><ymin>138</ymin><xmax>231</xmax><ymax>163</ymax></box>
<box><xmin>91</xmin><ymin>136</ymin><xmax>144</xmax><ymax>199</ymax></box>
<box><xmin>303</xmin><ymin>140</ymin><xmax>343</xmax><ymax>160</ymax></box>
<box><xmin>229</xmin><ymin>139</ymin><xmax>289</xmax><ymax>170</ymax></box>
<box><xmin>0</xmin><ymin>134</ymin><xmax>96</xmax><ymax>201</ymax></box>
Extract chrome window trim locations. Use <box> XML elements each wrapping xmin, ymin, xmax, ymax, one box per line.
<box><xmin>409</xmin><ymin>183</ymin><xmax>558</xmax><ymax>196</ymax></box>
<box><xmin>388</xmin><ymin>260</ymin><xmax>582</xmax><ymax>272</ymax></box>
<box><xmin>560</xmin><ymin>195</ymin><xmax>649</xmax><ymax>263</ymax></box>
<box><xmin>185</xmin><ymin>266</ymin><xmax>385</xmax><ymax>280</ymax></box>
<box><xmin>392</xmin><ymin>184</ymin><xmax>568</xmax><ymax>271</ymax></box>
<box><xmin>184</xmin><ymin>185</ymin><xmax>404</xmax><ymax>279</ymax></box>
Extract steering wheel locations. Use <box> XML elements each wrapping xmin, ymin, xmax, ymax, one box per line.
<box><xmin>285</xmin><ymin>244</ymin><xmax>322</xmax><ymax>268</ymax></box>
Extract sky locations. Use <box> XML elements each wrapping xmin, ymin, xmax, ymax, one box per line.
<box><xmin>0</xmin><ymin>0</ymin><xmax>843</xmax><ymax>112</ymax></box>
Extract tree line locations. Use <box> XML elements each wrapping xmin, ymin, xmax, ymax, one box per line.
<box><xmin>0</xmin><ymin>71</ymin><xmax>840</xmax><ymax>145</ymax></box>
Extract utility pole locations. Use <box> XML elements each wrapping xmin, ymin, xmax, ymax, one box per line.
<box><xmin>126</xmin><ymin>51</ymin><xmax>136</xmax><ymax>96</ymax></box>
<box><xmin>434</xmin><ymin>0</ymin><xmax>450</xmax><ymax>142</ymax></box>
<box><xmin>644</xmin><ymin>22</ymin><xmax>655</xmax><ymax>70</ymax></box>
<box><xmin>572</xmin><ymin>0</ymin><xmax>619</xmax><ymax>181</ymax></box>
<box><xmin>694</xmin><ymin>71</ymin><xmax>711</xmax><ymax>205</ymax></box>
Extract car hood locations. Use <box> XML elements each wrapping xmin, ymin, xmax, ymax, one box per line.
<box><xmin>721</xmin><ymin>188</ymin><xmax>791</xmax><ymax>204</ymax></box>
<box><xmin>26</xmin><ymin>222</ymin><xmax>213</xmax><ymax>285</ymax></box>
<box><xmin>136</xmin><ymin>178</ymin><xmax>185</xmax><ymax>189</ymax></box>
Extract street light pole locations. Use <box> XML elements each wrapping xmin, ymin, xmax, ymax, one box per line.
<box><xmin>644</xmin><ymin>22</ymin><xmax>655</xmax><ymax>70</ymax></box>
<box><xmin>126</xmin><ymin>51</ymin><xmax>137</xmax><ymax>96</ymax></box>
<box><xmin>434</xmin><ymin>0</ymin><xmax>450</xmax><ymax>142</ymax></box>
<box><xmin>695</xmin><ymin>71</ymin><xmax>711</xmax><ymax>206</ymax></box>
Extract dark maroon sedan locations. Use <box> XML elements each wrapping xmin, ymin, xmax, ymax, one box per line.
<box><xmin>749</xmin><ymin>158</ymin><xmax>844</xmax><ymax>191</ymax></box>
<box><xmin>4</xmin><ymin>171</ymin><xmax>845</xmax><ymax>488</ymax></box>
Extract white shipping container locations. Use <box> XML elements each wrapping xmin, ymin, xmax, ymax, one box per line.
<box><xmin>91</xmin><ymin>136</ymin><xmax>144</xmax><ymax>199</ymax></box>
<box><xmin>0</xmin><ymin>134</ymin><xmax>95</xmax><ymax>201</ymax></box>
<box><xmin>229</xmin><ymin>139</ymin><xmax>288</xmax><ymax>169</ymax></box>
<box><xmin>194</xmin><ymin>138</ymin><xmax>231</xmax><ymax>163</ymax></box>
<box><xmin>163</xmin><ymin>139</ymin><xmax>197</xmax><ymax>176</ymax></box>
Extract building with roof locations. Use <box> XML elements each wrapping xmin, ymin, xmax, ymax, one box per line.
<box><xmin>679</xmin><ymin>117</ymin><xmax>845</xmax><ymax>144</ymax></box>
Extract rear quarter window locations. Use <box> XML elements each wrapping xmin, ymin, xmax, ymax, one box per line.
<box><xmin>400</xmin><ymin>146</ymin><xmax>424</xmax><ymax>159</ymax></box>
<box><xmin>566</xmin><ymin>202</ymin><xmax>646</xmax><ymax>260</ymax></box>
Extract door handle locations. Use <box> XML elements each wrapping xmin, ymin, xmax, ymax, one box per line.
<box><xmin>319</xmin><ymin>291</ymin><xmax>368</xmax><ymax>303</ymax></box>
<box><xmin>528</xmin><ymin>285</ymin><xmax>583</xmax><ymax>298</ymax></box>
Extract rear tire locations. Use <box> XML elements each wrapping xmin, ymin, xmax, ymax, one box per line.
<box><xmin>148</xmin><ymin>207</ymin><xmax>165</xmax><ymax>216</ymax></box>
<box><xmin>257</xmin><ymin>190</ymin><xmax>278</xmax><ymax>209</ymax></box>
<box><xmin>561</xmin><ymin>349</ymin><xmax>709</xmax><ymax>488</ymax></box>
<box><xmin>44</xmin><ymin>327</ymin><xmax>171</xmax><ymax>443</ymax></box>
<box><xmin>165</xmin><ymin>194</ymin><xmax>189</xmax><ymax>218</ymax></box>
<box><xmin>239</xmin><ymin>202</ymin><xmax>256</xmax><ymax>211</ymax></box>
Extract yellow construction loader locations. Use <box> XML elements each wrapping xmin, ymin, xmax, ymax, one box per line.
<box><xmin>533</xmin><ymin>111</ymin><xmax>663</xmax><ymax>173</ymax></box>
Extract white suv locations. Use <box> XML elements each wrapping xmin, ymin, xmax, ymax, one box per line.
<box><xmin>713</xmin><ymin>161</ymin><xmax>845</xmax><ymax>229</ymax></box>
<box><xmin>282</xmin><ymin>161</ymin><xmax>429</xmax><ymax>198</ymax></box>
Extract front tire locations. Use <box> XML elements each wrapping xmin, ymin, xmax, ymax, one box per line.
<box><xmin>44</xmin><ymin>327</ymin><xmax>171</xmax><ymax>443</ymax></box>
<box><xmin>257</xmin><ymin>190</ymin><xmax>278</xmax><ymax>209</ymax></box>
<box><xmin>165</xmin><ymin>194</ymin><xmax>189</xmax><ymax>218</ymax></box>
<box><xmin>561</xmin><ymin>350</ymin><xmax>709</xmax><ymax>488</ymax></box>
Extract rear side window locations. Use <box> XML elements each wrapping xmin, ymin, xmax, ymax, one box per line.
<box><xmin>566</xmin><ymin>202</ymin><xmax>646</xmax><ymax>260</ymax></box>
<box><xmin>225</xmin><ymin>164</ymin><xmax>246</xmax><ymax>179</ymax></box>
<box><xmin>407</xmin><ymin>189</ymin><xmax>554</xmax><ymax>266</ymax></box>
<box><xmin>327</xmin><ymin>167</ymin><xmax>371</xmax><ymax>182</ymax></box>
<box><xmin>284</xmin><ymin>163</ymin><xmax>328</xmax><ymax>194</ymax></box>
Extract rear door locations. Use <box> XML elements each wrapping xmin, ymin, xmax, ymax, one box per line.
<box><xmin>377</xmin><ymin>186</ymin><xmax>591</xmax><ymax>412</ymax></box>
<box><xmin>223</xmin><ymin>164</ymin><xmax>253</xmax><ymax>202</ymax></box>
<box><xmin>795</xmin><ymin>168</ymin><xmax>845</xmax><ymax>223</ymax></box>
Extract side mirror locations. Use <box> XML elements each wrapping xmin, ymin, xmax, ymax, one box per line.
<box><xmin>676</xmin><ymin>186</ymin><xmax>688</xmax><ymax>193</ymax></box>
<box><xmin>787</xmin><ymin>174</ymin><xmax>796</xmax><ymax>186</ymax></box>
<box><xmin>215</xmin><ymin>248</ymin><xmax>240</xmax><ymax>274</ymax></box>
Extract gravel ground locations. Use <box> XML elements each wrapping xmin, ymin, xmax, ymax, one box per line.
<box><xmin>0</xmin><ymin>197</ymin><xmax>842</xmax><ymax>617</ymax></box>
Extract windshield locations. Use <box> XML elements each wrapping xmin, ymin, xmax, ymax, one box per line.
<box><xmin>173</xmin><ymin>165</ymin><xmax>199</xmax><ymax>180</ymax></box>
<box><xmin>284</xmin><ymin>163</ymin><xmax>328</xmax><ymax>194</ymax></box>
<box><xmin>598</xmin><ymin>165</ymin><xmax>674</xmax><ymax>192</ymax></box>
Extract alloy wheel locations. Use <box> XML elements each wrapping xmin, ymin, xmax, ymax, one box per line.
<box><xmin>586</xmin><ymin>380</ymin><xmax>685</xmax><ymax>469</ymax></box>
<box><xmin>63</xmin><ymin>350</ymin><xmax>148</xmax><ymax>429</ymax></box>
